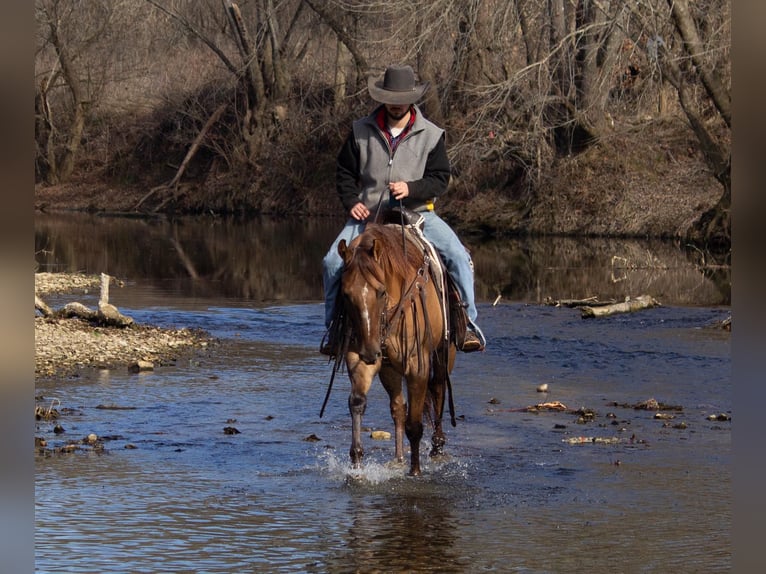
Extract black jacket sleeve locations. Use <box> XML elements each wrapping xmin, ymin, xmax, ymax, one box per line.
<box><xmin>336</xmin><ymin>132</ymin><xmax>361</xmax><ymax>213</ymax></box>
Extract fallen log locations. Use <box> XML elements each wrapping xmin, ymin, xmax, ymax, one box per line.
<box><xmin>544</xmin><ymin>296</ymin><xmax>617</xmax><ymax>308</ymax></box>
<box><xmin>581</xmin><ymin>295</ymin><xmax>661</xmax><ymax>318</ymax></box>
<box><xmin>35</xmin><ymin>295</ymin><xmax>54</xmax><ymax>318</ymax></box>
<box><xmin>61</xmin><ymin>301</ymin><xmax>98</xmax><ymax>321</ymax></box>
<box><xmin>35</xmin><ymin>273</ymin><xmax>134</xmax><ymax>327</ymax></box>
<box><xmin>97</xmin><ymin>272</ymin><xmax>134</xmax><ymax>326</ymax></box>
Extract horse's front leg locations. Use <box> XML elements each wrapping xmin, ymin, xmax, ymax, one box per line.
<box><xmin>347</xmin><ymin>353</ymin><xmax>378</xmax><ymax>468</ymax></box>
<box><xmin>379</xmin><ymin>367</ymin><xmax>405</xmax><ymax>463</ymax></box>
<box><xmin>405</xmin><ymin>372</ymin><xmax>429</xmax><ymax>476</ymax></box>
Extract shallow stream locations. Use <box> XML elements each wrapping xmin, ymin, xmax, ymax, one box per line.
<box><xmin>35</xmin><ymin>214</ymin><xmax>731</xmax><ymax>573</ymax></box>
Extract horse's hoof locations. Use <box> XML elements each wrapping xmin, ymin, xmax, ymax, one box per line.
<box><xmin>385</xmin><ymin>459</ymin><xmax>406</xmax><ymax>470</ymax></box>
<box><xmin>346</xmin><ymin>469</ymin><xmax>364</xmax><ymax>480</ymax></box>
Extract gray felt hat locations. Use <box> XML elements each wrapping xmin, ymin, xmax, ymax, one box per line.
<box><xmin>367</xmin><ymin>64</ymin><xmax>429</xmax><ymax>105</ymax></box>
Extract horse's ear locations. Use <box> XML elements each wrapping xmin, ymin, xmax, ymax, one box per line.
<box><xmin>372</xmin><ymin>238</ymin><xmax>382</xmax><ymax>262</ymax></box>
<box><xmin>338</xmin><ymin>239</ymin><xmax>347</xmax><ymax>260</ymax></box>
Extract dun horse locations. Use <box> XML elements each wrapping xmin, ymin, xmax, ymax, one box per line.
<box><xmin>335</xmin><ymin>223</ymin><xmax>456</xmax><ymax>476</ymax></box>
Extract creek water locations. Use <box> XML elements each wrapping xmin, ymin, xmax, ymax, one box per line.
<box><xmin>35</xmin><ymin>214</ymin><xmax>731</xmax><ymax>573</ymax></box>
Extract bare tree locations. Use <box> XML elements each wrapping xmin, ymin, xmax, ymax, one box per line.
<box><xmin>34</xmin><ymin>0</ymin><xmax>730</xmax><ymax>245</ymax></box>
<box><xmin>35</xmin><ymin>0</ymin><xmax>109</xmax><ymax>183</ymax></box>
<box><xmin>624</xmin><ymin>0</ymin><xmax>730</xmax><ymax>247</ymax></box>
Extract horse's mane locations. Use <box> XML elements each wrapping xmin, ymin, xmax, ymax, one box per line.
<box><xmin>348</xmin><ymin>224</ymin><xmax>423</xmax><ymax>285</ymax></box>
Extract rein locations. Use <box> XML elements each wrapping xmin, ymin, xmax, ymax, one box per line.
<box><xmin>379</xmin><ymin>254</ymin><xmax>431</xmax><ymax>371</ymax></box>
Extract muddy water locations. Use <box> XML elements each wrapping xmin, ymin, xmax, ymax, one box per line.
<box><xmin>35</xmin><ymin>214</ymin><xmax>731</xmax><ymax>573</ymax></box>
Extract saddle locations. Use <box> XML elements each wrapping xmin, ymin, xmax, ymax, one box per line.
<box><xmin>378</xmin><ymin>207</ymin><xmax>469</xmax><ymax>349</ymax></box>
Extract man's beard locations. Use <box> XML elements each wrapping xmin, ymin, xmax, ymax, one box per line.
<box><xmin>386</xmin><ymin>107</ymin><xmax>409</xmax><ymax>121</ymax></box>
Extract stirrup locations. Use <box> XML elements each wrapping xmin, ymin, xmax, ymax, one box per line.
<box><xmin>319</xmin><ymin>329</ymin><xmax>337</xmax><ymax>356</ymax></box>
<box><xmin>320</xmin><ymin>314</ymin><xmax>344</xmax><ymax>357</ymax></box>
<box><xmin>460</xmin><ymin>321</ymin><xmax>486</xmax><ymax>352</ymax></box>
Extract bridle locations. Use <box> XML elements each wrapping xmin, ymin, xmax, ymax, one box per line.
<box><xmin>375</xmin><ymin>254</ymin><xmax>432</xmax><ymax>370</ymax></box>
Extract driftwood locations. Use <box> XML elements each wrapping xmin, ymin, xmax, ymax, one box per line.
<box><xmin>580</xmin><ymin>295</ymin><xmax>661</xmax><ymax>318</ymax></box>
<box><xmin>35</xmin><ymin>295</ymin><xmax>54</xmax><ymax>317</ymax></box>
<box><xmin>35</xmin><ymin>273</ymin><xmax>134</xmax><ymax>327</ymax></box>
<box><xmin>545</xmin><ymin>296</ymin><xmax>617</xmax><ymax>308</ymax></box>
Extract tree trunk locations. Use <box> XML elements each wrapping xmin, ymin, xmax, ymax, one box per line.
<box><xmin>35</xmin><ymin>74</ymin><xmax>57</xmax><ymax>182</ymax></box>
<box><xmin>263</xmin><ymin>0</ymin><xmax>289</xmax><ymax>101</ymax></box>
<box><xmin>548</xmin><ymin>0</ymin><xmax>573</xmax><ymax>100</ymax></box>
<box><xmin>333</xmin><ymin>40</ymin><xmax>349</xmax><ymax>112</ymax></box>
<box><xmin>514</xmin><ymin>0</ymin><xmax>536</xmax><ymax>67</ymax></box>
<box><xmin>225</xmin><ymin>1</ymin><xmax>266</xmax><ymax>112</ymax></box>
<box><xmin>46</xmin><ymin>16</ymin><xmax>86</xmax><ymax>184</ymax></box>
<box><xmin>657</xmin><ymin>42</ymin><xmax>730</xmax><ymax>214</ymax></box>
<box><xmin>667</xmin><ymin>0</ymin><xmax>731</xmax><ymax>128</ymax></box>
<box><xmin>575</xmin><ymin>0</ymin><xmax>624</xmax><ymax>132</ymax></box>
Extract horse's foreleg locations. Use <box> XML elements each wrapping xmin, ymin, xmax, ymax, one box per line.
<box><xmin>405</xmin><ymin>374</ymin><xmax>429</xmax><ymax>476</ymax></box>
<box><xmin>348</xmin><ymin>392</ymin><xmax>366</xmax><ymax>467</ymax></box>
<box><xmin>379</xmin><ymin>367</ymin><xmax>405</xmax><ymax>463</ymax></box>
<box><xmin>347</xmin><ymin>354</ymin><xmax>377</xmax><ymax>468</ymax></box>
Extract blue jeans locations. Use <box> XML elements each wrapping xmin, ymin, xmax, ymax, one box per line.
<box><xmin>322</xmin><ymin>212</ymin><xmax>478</xmax><ymax>328</ymax></box>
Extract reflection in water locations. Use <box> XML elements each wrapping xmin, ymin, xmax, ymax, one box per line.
<box><xmin>340</xmin><ymin>490</ymin><xmax>461</xmax><ymax>573</ymax></box>
<box><xmin>35</xmin><ymin>213</ymin><xmax>340</xmax><ymax>302</ymax></box>
<box><xmin>35</xmin><ymin>213</ymin><xmax>729</xmax><ymax>306</ymax></box>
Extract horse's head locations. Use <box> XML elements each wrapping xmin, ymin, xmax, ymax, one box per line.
<box><xmin>338</xmin><ymin>232</ymin><xmax>389</xmax><ymax>365</ymax></box>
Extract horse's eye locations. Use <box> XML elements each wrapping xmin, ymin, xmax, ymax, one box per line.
<box><xmin>377</xmin><ymin>288</ymin><xmax>386</xmax><ymax>299</ymax></box>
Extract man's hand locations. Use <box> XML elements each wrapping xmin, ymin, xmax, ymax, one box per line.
<box><xmin>349</xmin><ymin>202</ymin><xmax>370</xmax><ymax>221</ymax></box>
<box><xmin>388</xmin><ymin>181</ymin><xmax>410</xmax><ymax>200</ymax></box>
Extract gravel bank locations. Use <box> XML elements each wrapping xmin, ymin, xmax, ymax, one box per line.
<box><xmin>35</xmin><ymin>273</ymin><xmax>213</xmax><ymax>378</ymax></box>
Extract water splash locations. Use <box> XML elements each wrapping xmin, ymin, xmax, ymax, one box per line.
<box><xmin>318</xmin><ymin>451</ymin><xmax>407</xmax><ymax>484</ymax></box>
<box><xmin>316</xmin><ymin>449</ymin><xmax>471</xmax><ymax>486</ymax></box>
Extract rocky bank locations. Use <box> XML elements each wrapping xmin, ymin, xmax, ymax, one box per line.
<box><xmin>35</xmin><ymin>272</ymin><xmax>213</xmax><ymax>379</ymax></box>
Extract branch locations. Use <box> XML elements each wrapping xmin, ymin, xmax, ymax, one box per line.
<box><xmin>144</xmin><ymin>0</ymin><xmax>239</xmax><ymax>74</ymax></box>
<box><xmin>134</xmin><ymin>103</ymin><xmax>227</xmax><ymax>211</ymax></box>
<box><xmin>303</xmin><ymin>0</ymin><xmax>369</xmax><ymax>79</ymax></box>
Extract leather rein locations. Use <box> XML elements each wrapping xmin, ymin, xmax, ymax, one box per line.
<box><xmin>378</xmin><ymin>253</ymin><xmax>433</xmax><ymax>370</ymax></box>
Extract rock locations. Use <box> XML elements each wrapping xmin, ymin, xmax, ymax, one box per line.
<box><xmin>128</xmin><ymin>360</ymin><xmax>154</xmax><ymax>373</ymax></box>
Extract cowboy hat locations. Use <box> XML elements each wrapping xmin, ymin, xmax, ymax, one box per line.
<box><xmin>367</xmin><ymin>65</ymin><xmax>429</xmax><ymax>105</ymax></box>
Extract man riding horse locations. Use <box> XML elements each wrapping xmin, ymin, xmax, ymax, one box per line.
<box><xmin>321</xmin><ymin>64</ymin><xmax>486</xmax><ymax>356</ymax></box>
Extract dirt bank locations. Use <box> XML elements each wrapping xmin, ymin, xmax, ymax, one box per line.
<box><xmin>33</xmin><ymin>117</ymin><xmax>724</xmax><ymax>242</ymax></box>
<box><xmin>35</xmin><ymin>272</ymin><xmax>213</xmax><ymax>379</ymax></box>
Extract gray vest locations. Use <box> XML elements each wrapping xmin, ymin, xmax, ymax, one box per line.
<box><xmin>352</xmin><ymin>105</ymin><xmax>444</xmax><ymax>212</ymax></box>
